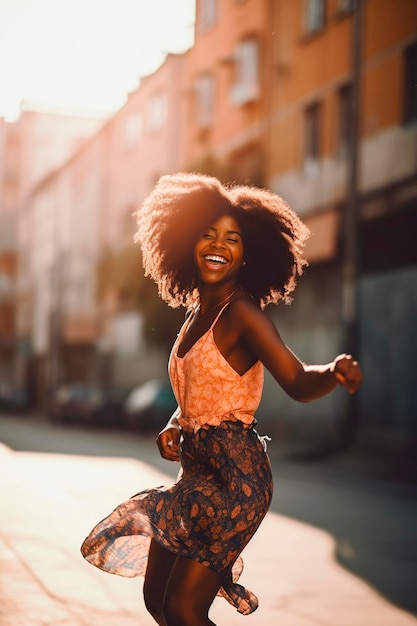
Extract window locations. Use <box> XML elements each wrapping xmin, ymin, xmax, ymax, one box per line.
<box><xmin>124</xmin><ymin>113</ymin><xmax>143</xmax><ymax>149</ymax></box>
<box><xmin>303</xmin><ymin>102</ymin><xmax>321</xmax><ymax>175</ymax></box>
<box><xmin>199</xmin><ymin>0</ymin><xmax>217</xmax><ymax>31</ymax></box>
<box><xmin>337</xmin><ymin>84</ymin><xmax>353</xmax><ymax>158</ymax></box>
<box><xmin>336</xmin><ymin>0</ymin><xmax>354</xmax><ymax>12</ymax></box>
<box><xmin>146</xmin><ymin>94</ymin><xmax>167</xmax><ymax>132</ymax></box>
<box><xmin>403</xmin><ymin>42</ymin><xmax>417</xmax><ymax>125</ymax></box>
<box><xmin>305</xmin><ymin>0</ymin><xmax>325</xmax><ymax>35</ymax></box>
<box><xmin>195</xmin><ymin>74</ymin><xmax>215</xmax><ymax>128</ymax></box>
<box><xmin>231</xmin><ymin>39</ymin><xmax>259</xmax><ymax>106</ymax></box>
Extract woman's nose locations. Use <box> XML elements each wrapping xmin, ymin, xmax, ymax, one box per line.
<box><xmin>210</xmin><ymin>237</ymin><xmax>224</xmax><ymax>249</ymax></box>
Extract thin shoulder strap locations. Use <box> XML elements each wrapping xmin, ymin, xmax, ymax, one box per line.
<box><xmin>210</xmin><ymin>301</ymin><xmax>232</xmax><ymax>330</ymax></box>
<box><xmin>177</xmin><ymin>306</ymin><xmax>198</xmax><ymax>340</ymax></box>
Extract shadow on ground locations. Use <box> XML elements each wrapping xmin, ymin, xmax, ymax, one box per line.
<box><xmin>1</xmin><ymin>413</ymin><xmax>417</xmax><ymax>618</ymax></box>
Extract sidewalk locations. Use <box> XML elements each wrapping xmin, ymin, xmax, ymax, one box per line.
<box><xmin>0</xmin><ymin>442</ymin><xmax>416</xmax><ymax>626</ymax></box>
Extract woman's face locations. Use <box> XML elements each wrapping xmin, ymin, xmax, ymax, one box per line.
<box><xmin>194</xmin><ymin>214</ymin><xmax>245</xmax><ymax>287</ymax></box>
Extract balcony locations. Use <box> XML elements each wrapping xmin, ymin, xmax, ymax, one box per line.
<box><xmin>230</xmin><ymin>82</ymin><xmax>260</xmax><ymax>106</ymax></box>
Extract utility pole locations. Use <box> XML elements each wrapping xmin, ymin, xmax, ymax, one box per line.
<box><xmin>340</xmin><ymin>0</ymin><xmax>364</xmax><ymax>448</ymax></box>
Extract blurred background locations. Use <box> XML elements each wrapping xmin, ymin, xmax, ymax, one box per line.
<box><xmin>0</xmin><ymin>0</ymin><xmax>416</xmax><ymax>481</ymax></box>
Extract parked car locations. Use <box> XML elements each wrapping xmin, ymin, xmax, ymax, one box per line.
<box><xmin>124</xmin><ymin>379</ymin><xmax>177</xmax><ymax>432</ymax></box>
<box><xmin>0</xmin><ymin>383</ymin><xmax>28</xmax><ymax>414</ymax></box>
<box><xmin>90</xmin><ymin>388</ymin><xmax>130</xmax><ymax>428</ymax></box>
<box><xmin>48</xmin><ymin>384</ymin><xmax>103</xmax><ymax>425</ymax></box>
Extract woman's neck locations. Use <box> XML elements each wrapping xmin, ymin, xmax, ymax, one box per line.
<box><xmin>198</xmin><ymin>286</ymin><xmax>238</xmax><ymax>318</ymax></box>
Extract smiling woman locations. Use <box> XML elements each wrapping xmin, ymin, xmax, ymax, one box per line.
<box><xmin>134</xmin><ymin>172</ymin><xmax>309</xmax><ymax>309</ymax></box>
<box><xmin>194</xmin><ymin>215</ymin><xmax>245</xmax><ymax>293</ymax></box>
<box><xmin>81</xmin><ymin>172</ymin><xmax>362</xmax><ymax>626</ymax></box>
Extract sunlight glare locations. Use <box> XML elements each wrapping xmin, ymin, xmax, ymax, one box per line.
<box><xmin>0</xmin><ymin>0</ymin><xmax>195</xmax><ymax>120</ymax></box>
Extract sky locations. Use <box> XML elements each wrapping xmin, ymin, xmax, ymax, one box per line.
<box><xmin>0</xmin><ymin>0</ymin><xmax>195</xmax><ymax>121</ymax></box>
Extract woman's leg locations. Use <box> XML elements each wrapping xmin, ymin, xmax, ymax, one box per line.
<box><xmin>143</xmin><ymin>539</ymin><xmax>177</xmax><ymax>625</ymax></box>
<box><xmin>163</xmin><ymin>556</ymin><xmax>222</xmax><ymax>626</ymax></box>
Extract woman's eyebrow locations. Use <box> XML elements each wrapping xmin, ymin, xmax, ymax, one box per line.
<box><xmin>205</xmin><ymin>226</ymin><xmax>242</xmax><ymax>236</ymax></box>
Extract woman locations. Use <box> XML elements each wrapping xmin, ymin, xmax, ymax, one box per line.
<box><xmin>81</xmin><ymin>173</ymin><xmax>362</xmax><ymax>626</ymax></box>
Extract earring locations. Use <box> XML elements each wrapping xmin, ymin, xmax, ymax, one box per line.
<box><xmin>242</xmin><ymin>261</ymin><xmax>247</xmax><ymax>267</ymax></box>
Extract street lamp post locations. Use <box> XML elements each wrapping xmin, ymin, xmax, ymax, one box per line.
<box><xmin>340</xmin><ymin>0</ymin><xmax>364</xmax><ymax>447</ymax></box>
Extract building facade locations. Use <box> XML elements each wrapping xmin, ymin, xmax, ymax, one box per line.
<box><xmin>0</xmin><ymin>107</ymin><xmax>103</xmax><ymax>400</ymax></box>
<box><xmin>16</xmin><ymin>55</ymin><xmax>186</xmax><ymax>405</ymax></box>
<box><xmin>180</xmin><ymin>0</ymin><xmax>271</xmax><ymax>185</ymax></box>
<box><xmin>264</xmin><ymin>0</ymin><xmax>417</xmax><ymax>451</ymax></box>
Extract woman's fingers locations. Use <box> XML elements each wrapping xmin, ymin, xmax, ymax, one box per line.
<box><xmin>334</xmin><ymin>355</ymin><xmax>363</xmax><ymax>394</ymax></box>
<box><xmin>157</xmin><ymin>428</ymin><xmax>180</xmax><ymax>461</ymax></box>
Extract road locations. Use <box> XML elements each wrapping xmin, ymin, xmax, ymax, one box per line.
<box><xmin>1</xmin><ymin>412</ymin><xmax>416</xmax><ymax>623</ymax></box>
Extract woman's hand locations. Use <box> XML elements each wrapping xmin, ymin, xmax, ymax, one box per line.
<box><xmin>332</xmin><ymin>354</ymin><xmax>363</xmax><ymax>394</ymax></box>
<box><xmin>157</xmin><ymin>425</ymin><xmax>181</xmax><ymax>462</ymax></box>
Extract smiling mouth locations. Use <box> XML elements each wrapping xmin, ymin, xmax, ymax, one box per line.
<box><xmin>203</xmin><ymin>254</ymin><xmax>228</xmax><ymax>265</ymax></box>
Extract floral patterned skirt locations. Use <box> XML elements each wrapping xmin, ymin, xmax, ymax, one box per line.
<box><xmin>80</xmin><ymin>420</ymin><xmax>273</xmax><ymax>615</ymax></box>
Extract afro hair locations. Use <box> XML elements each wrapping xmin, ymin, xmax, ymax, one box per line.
<box><xmin>135</xmin><ymin>172</ymin><xmax>310</xmax><ymax>309</ymax></box>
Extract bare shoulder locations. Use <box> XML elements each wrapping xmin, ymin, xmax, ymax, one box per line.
<box><xmin>226</xmin><ymin>292</ymin><xmax>274</xmax><ymax>335</ymax></box>
<box><xmin>229</xmin><ymin>292</ymin><xmax>260</xmax><ymax>316</ymax></box>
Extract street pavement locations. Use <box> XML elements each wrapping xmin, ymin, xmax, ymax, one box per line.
<box><xmin>1</xmin><ymin>439</ymin><xmax>417</xmax><ymax>626</ymax></box>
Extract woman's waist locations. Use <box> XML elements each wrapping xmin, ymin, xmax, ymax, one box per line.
<box><xmin>179</xmin><ymin>420</ymin><xmax>273</xmax><ymax>498</ymax></box>
<box><xmin>178</xmin><ymin>411</ymin><xmax>256</xmax><ymax>433</ymax></box>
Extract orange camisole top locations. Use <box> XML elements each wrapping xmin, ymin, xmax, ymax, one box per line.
<box><xmin>168</xmin><ymin>303</ymin><xmax>264</xmax><ymax>433</ymax></box>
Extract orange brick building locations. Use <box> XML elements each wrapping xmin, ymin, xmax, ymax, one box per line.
<box><xmin>0</xmin><ymin>107</ymin><xmax>102</xmax><ymax>400</ymax></box>
<box><xmin>179</xmin><ymin>0</ymin><xmax>271</xmax><ymax>184</ymax></box>
<box><xmin>180</xmin><ymin>0</ymin><xmax>417</xmax><ymax>451</ymax></box>
<box><xmin>265</xmin><ymin>0</ymin><xmax>417</xmax><ymax>446</ymax></box>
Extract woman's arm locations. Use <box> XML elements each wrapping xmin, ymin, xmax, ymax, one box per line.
<box><xmin>156</xmin><ymin>406</ymin><xmax>181</xmax><ymax>462</ymax></box>
<box><xmin>234</xmin><ymin>299</ymin><xmax>362</xmax><ymax>402</ymax></box>
<box><xmin>165</xmin><ymin>405</ymin><xmax>181</xmax><ymax>428</ymax></box>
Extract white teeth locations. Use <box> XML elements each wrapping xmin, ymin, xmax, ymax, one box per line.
<box><xmin>204</xmin><ymin>255</ymin><xmax>227</xmax><ymax>264</ymax></box>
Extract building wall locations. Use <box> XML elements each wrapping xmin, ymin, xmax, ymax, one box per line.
<box><xmin>104</xmin><ymin>53</ymin><xmax>184</xmax><ymax>251</ymax></box>
<box><xmin>180</xmin><ymin>0</ymin><xmax>270</xmax><ymax>183</ymax></box>
<box><xmin>360</xmin><ymin>0</ymin><xmax>417</xmax><ymax>192</ymax></box>
<box><xmin>267</xmin><ymin>0</ymin><xmax>353</xmax><ymax>208</ymax></box>
<box><xmin>1</xmin><ymin>106</ymin><xmax>106</xmax><ymax>395</ymax></box>
<box><xmin>269</xmin><ymin>0</ymin><xmax>417</xmax><ymax>205</ymax></box>
<box><xmin>0</xmin><ymin>247</ymin><xmax>17</xmax><ymax>376</ymax></box>
<box><xmin>0</xmin><ymin>109</ymin><xmax>104</xmax><ymax>215</ymax></box>
<box><xmin>20</xmin><ymin>125</ymin><xmax>109</xmax><ymax>404</ymax></box>
<box><xmin>359</xmin><ymin>266</ymin><xmax>417</xmax><ymax>436</ymax></box>
<box><xmin>17</xmin><ymin>55</ymin><xmax>186</xmax><ymax>403</ymax></box>
<box><xmin>263</xmin><ymin>0</ymin><xmax>417</xmax><ymax>448</ymax></box>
